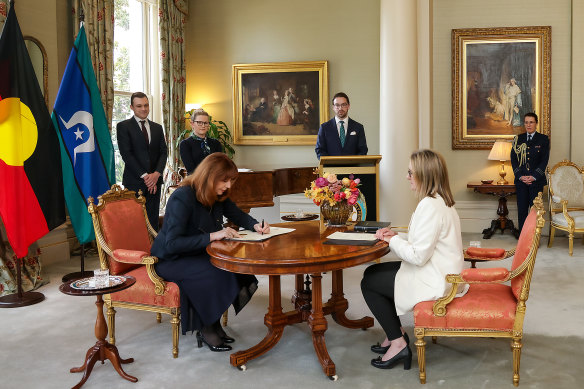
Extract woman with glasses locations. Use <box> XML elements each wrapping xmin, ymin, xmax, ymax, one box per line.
<box><xmin>180</xmin><ymin>108</ymin><xmax>223</xmax><ymax>174</ymax></box>
<box><xmin>360</xmin><ymin>149</ymin><xmax>464</xmax><ymax>370</ymax></box>
<box><xmin>151</xmin><ymin>153</ymin><xmax>270</xmax><ymax>352</ymax></box>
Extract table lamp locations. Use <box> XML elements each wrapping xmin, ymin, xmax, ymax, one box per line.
<box><xmin>488</xmin><ymin>140</ymin><xmax>512</xmax><ymax>185</ymax></box>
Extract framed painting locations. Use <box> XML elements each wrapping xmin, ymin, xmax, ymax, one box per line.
<box><xmin>232</xmin><ymin>60</ymin><xmax>328</xmax><ymax>145</ymax></box>
<box><xmin>452</xmin><ymin>26</ymin><xmax>551</xmax><ymax>149</ymax></box>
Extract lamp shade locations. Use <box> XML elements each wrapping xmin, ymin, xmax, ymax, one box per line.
<box><xmin>488</xmin><ymin>140</ymin><xmax>512</xmax><ymax>162</ymax></box>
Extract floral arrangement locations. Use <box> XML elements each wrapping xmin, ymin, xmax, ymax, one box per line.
<box><xmin>305</xmin><ymin>173</ymin><xmax>360</xmax><ymax>206</ymax></box>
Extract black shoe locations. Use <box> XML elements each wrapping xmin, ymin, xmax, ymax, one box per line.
<box><xmin>196</xmin><ymin>331</ymin><xmax>232</xmax><ymax>352</ymax></box>
<box><xmin>371</xmin><ymin>345</ymin><xmax>412</xmax><ymax>370</ymax></box>
<box><xmin>213</xmin><ymin>320</ymin><xmax>235</xmax><ymax>343</ymax></box>
<box><xmin>222</xmin><ymin>335</ymin><xmax>235</xmax><ymax>344</ymax></box>
<box><xmin>371</xmin><ymin>332</ymin><xmax>410</xmax><ymax>354</ymax></box>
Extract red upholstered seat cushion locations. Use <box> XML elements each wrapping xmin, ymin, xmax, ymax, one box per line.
<box><xmin>99</xmin><ymin>199</ymin><xmax>152</xmax><ymax>275</ymax></box>
<box><xmin>511</xmin><ymin>207</ymin><xmax>537</xmax><ymax>299</ymax></box>
<box><xmin>465</xmin><ymin>247</ymin><xmax>506</xmax><ymax>259</ymax></box>
<box><xmin>414</xmin><ymin>283</ymin><xmax>517</xmax><ymax>331</ymax></box>
<box><xmin>110</xmin><ymin>267</ymin><xmax>180</xmax><ymax>308</ymax></box>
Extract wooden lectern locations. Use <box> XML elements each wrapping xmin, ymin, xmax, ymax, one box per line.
<box><xmin>318</xmin><ymin>155</ymin><xmax>382</xmax><ymax>231</ymax></box>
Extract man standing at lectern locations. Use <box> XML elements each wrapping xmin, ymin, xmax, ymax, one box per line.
<box><xmin>315</xmin><ymin>92</ymin><xmax>368</xmax><ymax>158</ymax></box>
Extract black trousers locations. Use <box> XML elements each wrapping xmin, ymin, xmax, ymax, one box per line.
<box><xmin>515</xmin><ymin>180</ymin><xmax>544</xmax><ymax>232</ymax></box>
<box><xmin>360</xmin><ymin>261</ymin><xmax>402</xmax><ymax>341</ymax></box>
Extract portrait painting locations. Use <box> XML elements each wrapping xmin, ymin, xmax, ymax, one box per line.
<box><xmin>232</xmin><ymin>61</ymin><xmax>328</xmax><ymax>145</ymax></box>
<box><xmin>452</xmin><ymin>26</ymin><xmax>551</xmax><ymax>149</ymax></box>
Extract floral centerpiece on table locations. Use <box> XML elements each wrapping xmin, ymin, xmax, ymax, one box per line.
<box><xmin>305</xmin><ymin>173</ymin><xmax>360</xmax><ymax>226</ymax></box>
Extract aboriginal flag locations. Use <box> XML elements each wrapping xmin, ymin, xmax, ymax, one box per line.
<box><xmin>0</xmin><ymin>6</ymin><xmax>66</xmax><ymax>258</ymax></box>
<box><xmin>52</xmin><ymin>25</ymin><xmax>115</xmax><ymax>244</ymax></box>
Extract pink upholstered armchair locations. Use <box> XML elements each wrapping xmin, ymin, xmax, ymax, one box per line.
<box><xmin>413</xmin><ymin>192</ymin><xmax>545</xmax><ymax>386</ymax></box>
<box><xmin>88</xmin><ymin>185</ymin><xmax>181</xmax><ymax>358</ymax></box>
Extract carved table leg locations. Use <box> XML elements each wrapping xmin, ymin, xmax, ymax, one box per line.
<box><xmin>325</xmin><ymin>270</ymin><xmax>374</xmax><ymax>329</ymax></box>
<box><xmin>70</xmin><ymin>295</ymin><xmax>137</xmax><ymax>389</ymax></box>
<box><xmin>230</xmin><ymin>275</ymin><xmax>288</xmax><ymax>368</ymax></box>
<box><xmin>308</xmin><ymin>273</ymin><xmax>336</xmax><ymax>378</ymax></box>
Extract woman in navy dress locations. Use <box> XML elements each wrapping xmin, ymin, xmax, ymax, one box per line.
<box><xmin>180</xmin><ymin>109</ymin><xmax>223</xmax><ymax>175</ymax></box>
<box><xmin>151</xmin><ymin>153</ymin><xmax>270</xmax><ymax>351</ymax></box>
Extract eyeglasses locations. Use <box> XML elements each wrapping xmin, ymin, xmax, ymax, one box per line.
<box><xmin>333</xmin><ymin>103</ymin><xmax>348</xmax><ymax>109</ymax></box>
<box><xmin>193</xmin><ymin>120</ymin><xmax>210</xmax><ymax>126</ymax></box>
<box><xmin>407</xmin><ymin>169</ymin><xmax>413</xmax><ymax>178</ymax></box>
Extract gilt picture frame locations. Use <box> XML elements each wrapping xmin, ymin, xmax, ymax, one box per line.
<box><xmin>452</xmin><ymin>26</ymin><xmax>551</xmax><ymax>149</ymax></box>
<box><xmin>232</xmin><ymin>60</ymin><xmax>328</xmax><ymax>145</ymax></box>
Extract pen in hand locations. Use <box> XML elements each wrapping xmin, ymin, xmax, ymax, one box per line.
<box><xmin>261</xmin><ymin>219</ymin><xmax>264</xmax><ymax>235</ymax></box>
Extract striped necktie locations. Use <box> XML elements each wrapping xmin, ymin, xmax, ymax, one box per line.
<box><xmin>339</xmin><ymin>120</ymin><xmax>346</xmax><ymax>147</ymax></box>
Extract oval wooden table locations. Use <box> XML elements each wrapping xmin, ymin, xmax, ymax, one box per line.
<box><xmin>207</xmin><ymin>221</ymin><xmax>390</xmax><ymax>380</ymax></box>
<box><xmin>60</xmin><ymin>276</ymin><xmax>137</xmax><ymax>389</ymax></box>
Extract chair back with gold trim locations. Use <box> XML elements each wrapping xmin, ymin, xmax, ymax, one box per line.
<box><xmin>413</xmin><ymin>193</ymin><xmax>545</xmax><ymax>387</ymax></box>
<box><xmin>88</xmin><ymin>184</ymin><xmax>181</xmax><ymax>358</ymax></box>
<box><xmin>546</xmin><ymin>159</ymin><xmax>584</xmax><ymax>256</ymax></box>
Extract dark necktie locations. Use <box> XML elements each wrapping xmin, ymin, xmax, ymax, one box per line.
<box><xmin>339</xmin><ymin>120</ymin><xmax>346</xmax><ymax>147</ymax></box>
<box><xmin>527</xmin><ymin>134</ymin><xmax>532</xmax><ymax>144</ymax></box>
<box><xmin>140</xmin><ymin>120</ymin><xmax>149</xmax><ymax>144</ymax></box>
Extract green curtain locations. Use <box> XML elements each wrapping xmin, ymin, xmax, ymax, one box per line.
<box><xmin>72</xmin><ymin>0</ymin><xmax>115</xmax><ymax>129</ymax></box>
<box><xmin>159</xmin><ymin>0</ymin><xmax>187</xmax><ymax>206</ymax></box>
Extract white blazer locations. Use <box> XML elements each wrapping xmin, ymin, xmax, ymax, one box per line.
<box><xmin>389</xmin><ymin>195</ymin><xmax>463</xmax><ymax>315</ymax></box>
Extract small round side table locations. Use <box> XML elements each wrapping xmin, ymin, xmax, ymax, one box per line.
<box><xmin>60</xmin><ymin>275</ymin><xmax>137</xmax><ymax>389</ymax></box>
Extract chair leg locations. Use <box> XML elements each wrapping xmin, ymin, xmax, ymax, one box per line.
<box><xmin>415</xmin><ymin>330</ymin><xmax>427</xmax><ymax>384</ymax></box>
<box><xmin>222</xmin><ymin>309</ymin><xmax>228</xmax><ymax>327</ymax></box>
<box><xmin>107</xmin><ymin>306</ymin><xmax>116</xmax><ymax>345</ymax></box>
<box><xmin>511</xmin><ymin>336</ymin><xmax>522</xmax><ymax>387</ymax></box>
<box><xmin>548</xmin><ymin>226</ymin><xmax>555</xmax><ymax>248</ymax></box>
<box><xmin>171</xmin><ymin>312</ymin><xmax>180</xmax><ymax>358</ymax></box>
<box><xmin>156</xmin><ymin>312</ymin><xmax>162</xmax><ymax>323</ymax></box>
<box><xmin>569</xmin><ymin>232</ymin><xmax>574</xmax><ymax>256</ymax></box>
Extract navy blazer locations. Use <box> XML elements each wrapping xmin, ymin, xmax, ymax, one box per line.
<box><xmin>117</xmin><ymin>117</ymin><xmax>167</xmax><ymax>190</ymax></box>
<box><xmin>315</xmin><ymin>117</ymin><xmax>368</xmax><ymax>158</ymax></box>
<box><xmin>511</xmin><ymin>131</ymin><xmax>550</xmax><ymax>185</ymax></box>
<box><xmin>151</xmin><ymin>186</ymin><xmax>258</xmax><ymax>262</ymax></box>
<box><xmin>179</xmin><ymin>136</ymin><xmax>223</xmax><ymax>175</ymax></box>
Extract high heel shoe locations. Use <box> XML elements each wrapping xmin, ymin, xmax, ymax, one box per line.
<box><xmin>222</xmin><ymin>335</ymin><xmax>235</xmax><ymax>344</ymax></box>
<box><xmin>371</xmin><ymin>332</ymin><xmax>410</xmax><ymax>354</ymax></box>
<box><xmin>213</xmin><ymin>321</ymin><xmax>235</xmax><ymax>343</ymax></box>
<box><xmin>196</xmin><ymin>331</ymin><xmax>232</xmax><ymax>352</ymax></box>
<box><xmin>371</xmin><ymin>345</ymin><xmax>412</xmax><ymax>370</ymax></box>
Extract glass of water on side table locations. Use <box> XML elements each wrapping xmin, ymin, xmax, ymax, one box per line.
<box><xmin>94</xmin><ymin>268</ymin><xmax>109</xmax><ymax>288</ymax></box>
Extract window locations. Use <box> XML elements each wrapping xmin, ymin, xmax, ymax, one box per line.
<box><xmin>112</xmin><ymin>0</ymin><xmax>160</xmax><ymax>183</ymax></box>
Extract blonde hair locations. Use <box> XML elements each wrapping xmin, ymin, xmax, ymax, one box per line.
<box><xmin>190</xmin><ymin>108</ymin><xmax>210</xmax><ymax>122</ymax></box>
<box><xmin>409</xmin><ymin>149</ymin><xmax>455</xmax><ymax>207</ymax></box>
<box><xmin>180</xmin><ymin>153</ymin><xmax>238</xmax><ymax>207</ymax></box>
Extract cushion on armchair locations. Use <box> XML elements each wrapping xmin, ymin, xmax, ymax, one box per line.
<box><xmin>113</xmin><ymin>249</ymin><xmax>150</xmax><ymax>264</ymax></box>
<box><xmin>460</xmin><ymin>267</ymin><xmax>509</xmax><ymax>282</ymax></box>
<box><xmin>99</xmin><ymin>200</ymin><xmax>152</xmax><ymax>275</ymax></box>
<box><xmin>465</xmin><ymin>247</ymin><xmax>506</xmax><ymax>259</ymax></box>
<box><xmin>414</xmin><ymin>283</ymin><xmax>517</xmax><ymax>331</ymax></box>
<box><xmin>110</xmin><ymin>267</ymin><xmax>180</xmax><ymax>307</ymax></box>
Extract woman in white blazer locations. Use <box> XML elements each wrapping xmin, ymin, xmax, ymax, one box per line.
<box><xmin>361</xmin><ymin>149</ymin><xmax>463</xmax><ymax>370</ymax></box>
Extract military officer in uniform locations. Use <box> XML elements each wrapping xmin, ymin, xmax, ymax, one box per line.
<box><xmin>511</xmin><ymin>112</ymin><xmax>549</xmax><ymax>232</ymax></box>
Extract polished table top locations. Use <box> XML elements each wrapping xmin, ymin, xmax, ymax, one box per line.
<box><xmin>208</xmin><ymin>220</ymin><xmax>390</xmax><ymax>275</ymax></box>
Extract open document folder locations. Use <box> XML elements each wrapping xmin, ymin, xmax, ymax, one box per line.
<box><xmin>227</xmin><ymin>226</ymin><xmax>295</xmax><ymax>242</ymax></box>
<box><xmin>324</xmin><ymin>231</ymin><xmax>379</xmax><ymax>246</ymax></box>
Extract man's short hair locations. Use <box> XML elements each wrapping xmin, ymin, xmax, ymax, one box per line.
<box><xmin>130</xmin><ymin>92</ymin><xmax>148</xmax><ymax>106</ymax></box>
<box><xmin>332</xmin><ymin>92</ymin><xmax>350</xmax><ymax>105</ymax></box>
<box><xmin>524</xmin><ymin>112</ymin><xmax>538</xmax><ymax>123</ymax></box>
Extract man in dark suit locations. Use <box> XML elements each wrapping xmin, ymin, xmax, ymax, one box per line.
<box><xmin>117</xmin><ymin>92</ymin><xmax>168</xmax><ymax>230</ymax></box>
<box><xmin>315</xmin><ymin>92</ymin><xmax>368</xmax><ymax>158</ymax></box>
<box><xmin>511</xmin><ymin>112</ymin><xmax>549</xmax><ymax>232</ymax></box>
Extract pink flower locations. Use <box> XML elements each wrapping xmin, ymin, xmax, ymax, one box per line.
<box><xmin>315</xmin><ymin>177</ymin><xmax>327</xmax><ymax>187</ymax></box>
<box><xmin>354</xmin><ymin>178</ymin><xmax>360</xmax><ymax>185</ymax></box>
<box><xmin>327</xmin><ymin>174</ymin><xmax>337</xmax><ymax>183</ymax></box>
<box><xmin>347</xmin><ymin>196</ymin><xmax>357</xmax><ymax>205</ymax></box>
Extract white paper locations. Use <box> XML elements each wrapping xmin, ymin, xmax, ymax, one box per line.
<box><xmin>227</xmin><ymin>226</ymin><xmax>295</xmax><ymax>241</ymax></box>
<box><xmin>326</xmin><ymin>231</ymin><xmax>378</xmax><ymax>241</ymax></box>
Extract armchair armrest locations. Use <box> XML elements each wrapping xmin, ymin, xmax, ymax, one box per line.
<box><xmin>112</xmin><ymin>249</ymin><xmax>158</xmax><ymax>264</ymax></box>
<box><xmin>464</xmin><ymin>247</ymin><xmax>508</xmax><ymax>260</ymax></box>
<box><xmin>561</xmin><ymin>199</ymin><xmax>576</xmax><ymax>229</ymax></box>
<box><xmin>460</xmin><ymin>267</ymin><xmax>510</xmax><ymax>283</ymax></box>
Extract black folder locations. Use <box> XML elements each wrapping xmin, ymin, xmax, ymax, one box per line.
<box><xmin>353</xmin><ymin>221</ymin><xmax>391</xmax><ymax>233</ymax></box>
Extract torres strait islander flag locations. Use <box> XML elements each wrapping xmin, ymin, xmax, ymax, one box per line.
<box><xmin>0</xmin><ymin>5</ymin><xmax>66</xmax><ymax>258</ymax></box>
<box><xmin>51</xmin><ymin>25</ymin><xmax>115</xmax><ymax>244</ymax></box>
